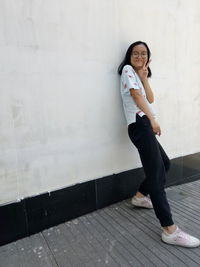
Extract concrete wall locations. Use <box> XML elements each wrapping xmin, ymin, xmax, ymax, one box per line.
<box><xmin>0</xmin><ymin>0</ymin><xmax>200</xmax><ymax>205</ymax></box>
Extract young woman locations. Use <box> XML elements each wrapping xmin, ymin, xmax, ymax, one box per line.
<box><xmin>118</xmin><ymin>41</ymin><xmax>200</xmax><ymax>247</ymax></box>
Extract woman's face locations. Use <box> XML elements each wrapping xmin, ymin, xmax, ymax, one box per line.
<box><xmin>130</xmin><ymin>44</ymin><xmax>148</xmax><ymax>69</ymax></box>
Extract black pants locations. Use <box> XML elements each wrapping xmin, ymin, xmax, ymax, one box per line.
<box><xmin>128</xmin><ymin>114</ymin><xmax>174</xmax><ymax>227</ymax></box>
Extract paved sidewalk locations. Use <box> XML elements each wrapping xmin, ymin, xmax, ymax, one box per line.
<box><xmin>1</xmin><ymin>180</ymin><xmax>200</xmax><ymax>267</ymax></box>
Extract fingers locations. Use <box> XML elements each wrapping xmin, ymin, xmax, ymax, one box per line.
<box><xmin>143</xmin><ymin>59</ymin><xmax>148</xmax><ymax>69</ymax></box>
<box><xmin>153</xmin><ymin>125</ymin><xmax>161</xmax><ymax>136</ymax></box>
<box><xmin>157</xmin><ymin>127</ymin><xmax>161</xmax><ymax>136</ymax></box>
<box><xmin>146</xmin><ymin>59</ymin><xmax>151</xmax><ymax>69</ymax></box>
<box><xmin>143</xmin><ymin>58</ymin><xmax>151</xmax><ymax>70</ymax></box>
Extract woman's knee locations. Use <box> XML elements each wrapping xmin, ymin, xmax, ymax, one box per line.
<box><xmin>164</xmin><ymin>159</ymin><xmax>171</xmax><ymax>172</ymax></box>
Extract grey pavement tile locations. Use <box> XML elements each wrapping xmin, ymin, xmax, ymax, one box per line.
<box><xmin>1</xmin><ymin>180</ymin><xmax>200</xmax><ymax>267</ymax></box>
<box><xmin>0</xmin><ymin>233</ymin><xmax>58</xmax><ymax>267</ymax></box>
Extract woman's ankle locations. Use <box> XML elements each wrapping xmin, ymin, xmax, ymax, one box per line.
<box><xmin>135</xmin><ymin>191</ymin><xmax>145</xmax><ymax>198</ymax></box>
<box><xmin>163</xmin><ymin>224</ymin><xmax>177</xmax><ymax>234</ymax></box>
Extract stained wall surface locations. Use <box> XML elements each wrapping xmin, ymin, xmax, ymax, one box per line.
<box><xmin>0</xmin><ymin>0</ymin><xmax>200</xmax><ymax>204</ymax></box>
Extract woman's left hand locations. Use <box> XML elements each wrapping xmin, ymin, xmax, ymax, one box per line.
<box><xmin>138</xmin><ymin>59</ymin><xmax>151</xmax><ymax>81</ymax></box>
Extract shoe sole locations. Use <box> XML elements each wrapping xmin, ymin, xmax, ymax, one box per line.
<box><xmin>131</xmin><ymin>200</ymin><xmax>153</xmax><ymax>209</ymax></box>
<box><xmin>161</xmin><ymin>238</ymin><xmax>200</xmax><ymax>248</ymax></box>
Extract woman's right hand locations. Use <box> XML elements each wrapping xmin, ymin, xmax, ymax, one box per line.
<box><xmin>150</xmin><ymin>119</ymin><xmax>161</xmax><ymax>136</ymax></box>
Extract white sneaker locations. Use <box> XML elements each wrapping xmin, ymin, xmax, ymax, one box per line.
<box><xmin>161</xmin><ymin>226</ymin><xmax>200</xmax><ymax>248</ymax></box>
<box><xmin>131</xmin><ymin>196</ymin><xmax>153</xmax><ymax>209</ymax></box>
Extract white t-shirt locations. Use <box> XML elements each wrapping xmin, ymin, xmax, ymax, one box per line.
<box><xmin>120</xmin><ymin>64</ymin><xmax>156</xmax><ymax>127</ymax></box>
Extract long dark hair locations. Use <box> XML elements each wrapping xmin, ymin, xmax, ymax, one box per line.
<box><xmin>118</xmin><ymin>41</ymin><xmax>152</xmax><ymax>77</ymax></box>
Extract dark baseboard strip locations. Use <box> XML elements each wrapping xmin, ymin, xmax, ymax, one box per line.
<box><xmin>1</xmin><ymin>152</ymin><xmax>200</xmax><ymax>246</ymax></box>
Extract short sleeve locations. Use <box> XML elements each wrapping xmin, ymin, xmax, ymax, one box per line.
<box><xmin>121</xmin><ymin>65</ymin><xmax>140</xmax><ymax>95</ymax></box>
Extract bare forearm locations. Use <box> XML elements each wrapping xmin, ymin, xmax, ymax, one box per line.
<box><xmin>142</xmin><ymin>78</ymin><xmax>154</xmax><ymax>103</ymax></box>
<box><xmin>133</xmin><ymin>95</ymin><xmax>155</xmax><ymax>122</ymax></box>
<box><xmin>130</xmin><ymin>88</ymin><xmax>161</xmax><ymax>135</ymax></box>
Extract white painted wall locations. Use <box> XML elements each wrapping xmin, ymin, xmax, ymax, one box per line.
<box><xmin>0</xmin><ymin>0</ymin><xmax>200</xmax><ymax>205</ymax></box>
